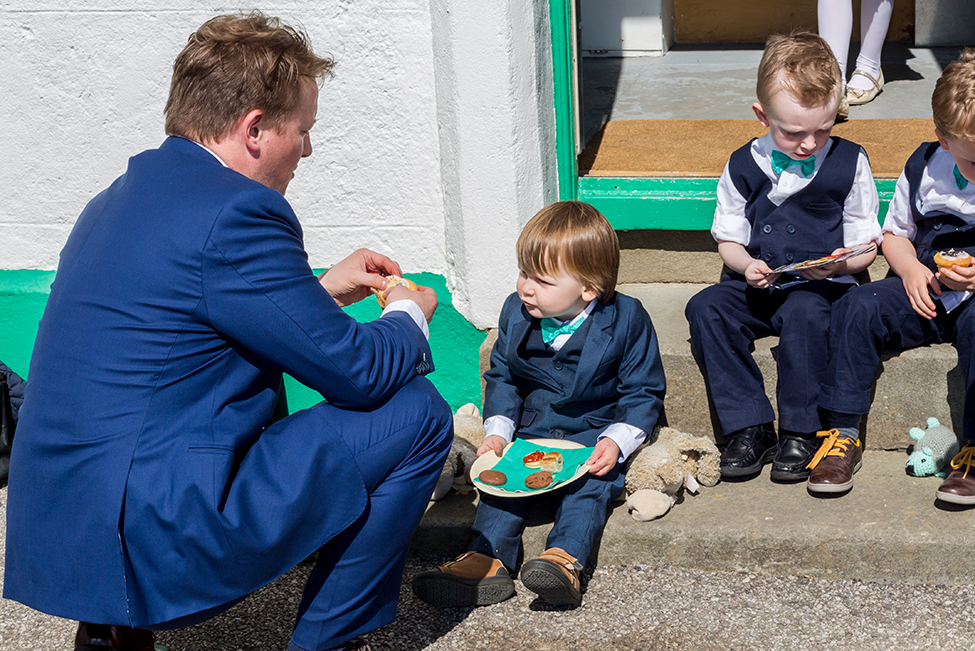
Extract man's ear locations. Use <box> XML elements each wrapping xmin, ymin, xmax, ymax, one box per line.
<box><xmin>752</xmin><ymin>102</ymin><xmax>770</xmax><ymax>128</ymax></box>
<box><xmin>238</xmin><ymin>108</ymin><xmax>265</xmax><ymax>156</ymax></box>
<box><xmin>936</xmin><ymin>128</ymin><xmax>951</xmax><ymax>152</ymax></box>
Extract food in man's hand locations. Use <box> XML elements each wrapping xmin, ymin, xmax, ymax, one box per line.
<box><xmin>525</xmin><ymin>471</ymin><xmax>553</xmax><ymax>489</ymax></box>
<box><xmin>373</xmin><ymin>275</ymin><xmax>418</xmax><ymax>308</ymax></box>
<box><xmin>523</xmin><ymin>450</ymin><xmax>544</xmax><ymax>468</ymax></box>
<box><xmin>934</xmin><ymin>250</ymin><xmax>973</xmax><ymax>271</ymax></box>
<box><xmin>478</xmin><ymin>469</ymin><xmax>507</xmax><ymax>486</ymax></box>
<box><xmin>539</xmin><ymin>451</ymin><xmax>563</xmax><ymax>474</ymax></box>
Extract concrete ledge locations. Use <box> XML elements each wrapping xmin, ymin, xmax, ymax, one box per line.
<box><xmin>413</xmin><ymin>451</ymin><xmax>974</xmax><ymax>585</ymax></box>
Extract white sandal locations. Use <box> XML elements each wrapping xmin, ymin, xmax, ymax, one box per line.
<box><xmin>846</xmin><ymin>69</ymin><xmax>884</xmax><ymax>106</ymax></box>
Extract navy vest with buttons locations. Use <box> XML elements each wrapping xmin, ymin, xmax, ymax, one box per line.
<box><xmin>728</xmin><ymin>137</ymin><xmax>861</xmax><ymax>272</ymax></box>
<box><xmin>905</xmin><ymin>142</ymin><xmax>975</xmax><ymax>273</ymax></box>
<box><xmin>516</xmin><ymin>319</ymin><xmax>604</xmax><ymax>447</ymax></box>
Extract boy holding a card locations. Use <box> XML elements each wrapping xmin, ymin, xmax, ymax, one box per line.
<box><xmin>413</xmin><ymin>201</ymin><xmax>665</xmax><ymax>608</ymax></box>
<box><xmin>813</xmin><ymin>50</ymin><xmax>975</xmax><ymax>498</ymax></box>
<box><xmin>684</xmin><ymin>32</ymin><xmax>881</xmax><ymax>483</ymax></box>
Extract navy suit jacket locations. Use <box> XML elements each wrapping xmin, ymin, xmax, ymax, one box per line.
<box><xmin>3</xmin><ymin>137</ymin><xmax>433</xmax><ymax>625</ymax></box>
<box><xmin>484</xmin><ymin>292</ymin><xmax>665</xmax><ymax>449</ymax></box>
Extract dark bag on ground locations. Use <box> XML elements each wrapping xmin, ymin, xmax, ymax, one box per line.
<box><xmin>0</xmin><ymin>375</ymin><xmax>15</xmax><ymax>486</ymax></box>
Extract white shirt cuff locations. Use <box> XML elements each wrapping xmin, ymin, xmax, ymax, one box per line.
<box><xmin>599</xmin><ymin>422</ymin><xmax>648</xmax><ymax>461</ymax></box>
<box><xmin>483</xmin><ymin>415</ymin><xmax>516</xmax><ymax>443</ymax></box>
<box><xmin>382</xmin><ymin>299</ymin><xmax>429</xmax><ymax>340</ymax></box>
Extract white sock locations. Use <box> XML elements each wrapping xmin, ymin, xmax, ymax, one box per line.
<box><xmin>848</xmin><ymin>0</ymin><xmax>893</xmax><ymax>91</ymax></box>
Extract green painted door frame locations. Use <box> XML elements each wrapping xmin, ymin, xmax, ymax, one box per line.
<box><xmin>546</xmin><ymin>0</ymin><xmax>894</xmax><ymax>229</ymax></box>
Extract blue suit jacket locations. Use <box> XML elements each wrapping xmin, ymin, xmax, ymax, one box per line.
<box><xmin>483</xmin><ymin>292</ymin><xmax>665</xmax><ymax>449</ymax></box>
<box><xmin>3</xmin><ymin>137</ymin><xmax>433</xmax><ymax>625</ymax></box>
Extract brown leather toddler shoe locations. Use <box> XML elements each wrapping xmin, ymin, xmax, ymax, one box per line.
<box><xmin>806</xmin><ymin>429</ymin><xmax>862</xmax><ymax>494</ymax></box>
<box><xmin>520</xmin><ymin>547</ymin><xmax>582</xmax><ymax>607</ymax></box>
<box><xmin>412</xmin><ymin>551</ymin><xmax>515</xmax><ymax>607</ymax></box>
<box><xmin>936</xmin><ymin>447</ymin><xmax>975</xmax><ymax>505</ymax></box>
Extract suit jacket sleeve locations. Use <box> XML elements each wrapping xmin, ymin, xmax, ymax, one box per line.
<box><xmin>482</xmin><ymin>293</ymin><xmax>525</xmax><ymax>423</ymax></box>
<box><xmin>613</xmin><ymin>297</ymin><xmax>666</xmax><ymax>436</ymax></box>
<box><xmin>201</xmin><ymin>186</ymin><xmax>432</xmax><ymax>409</ymax></box>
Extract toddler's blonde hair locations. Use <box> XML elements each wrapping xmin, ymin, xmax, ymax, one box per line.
<box><xmin>933</xmin><ymin>49</ymin><xmax>975</xmax><ymax>142</ymax></box>
<box><xmin>516</xmin><ymin>201</ymin><xmax>619</xmax><ymax>302</ymax></box>
<box><xmin>756</xmin><ymin>32</ymin><xmax>842</xmax><ymax>110</ymax></box>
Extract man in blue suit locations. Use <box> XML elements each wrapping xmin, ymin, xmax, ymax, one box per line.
<box><xmin>3</xmin><ymin>12</ymin><xmax>453</xmax><ymax>651</ymax></box>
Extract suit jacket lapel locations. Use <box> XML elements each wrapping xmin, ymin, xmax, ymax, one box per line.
<box><xmin>567</xmin><ymin>300</ymin><xmax>614</xmax><ymax>399</ymax></box>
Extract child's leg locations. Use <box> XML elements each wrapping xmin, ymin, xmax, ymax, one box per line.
<box><xmin>948</xmin><ymin>300</ymin><xmax>975</xmax><ymax>443</ymax></box>
<box><xmin>685</xmin><ymin>279</ymin><xmax>778</xmax><ymax>434</ymax></box>
<box><xmin>849</xmin><ymin>0</ymin><xmax>894</xmax><ymax>92</ymax></box>
<box><xmin>469</xmin><ymin>494</ymin><xmax>529</xmax><ymax>571</ymax></box>
<box><xmin>818</xmin><ymin>0</ymin><xmax>854</xmax><ymax>90</ymax></box>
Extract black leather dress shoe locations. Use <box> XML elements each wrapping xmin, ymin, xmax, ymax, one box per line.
<box><xmin>74</xmin><ymin>622</ymin><xmax>156</xmax><ymax>651</ymax></box>
<box><xmin>720</xmin><ymin>424</ymin><xmax>776</xmax><ymax>478</ymax></box>
<box><xmin>770</xmin><ymin>432</ymin><xmax>820</xmax><ymax>482</ymax></box>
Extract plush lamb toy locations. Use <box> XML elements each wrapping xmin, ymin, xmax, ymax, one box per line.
<box><xmin>624</xmin><ymin>427</ymin><xmax>721</xmax><ymax>521</ymax></box>
<box><xmin>432</xmin><ymin>403</ymin><xmax>485</xmax><ymax>500</ymax></box>
<box><xmin>906</xmin><ymin>417</ymin><xmax>960</xmax><ymax>478</ymax></box>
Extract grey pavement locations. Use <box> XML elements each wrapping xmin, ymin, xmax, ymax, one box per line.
<box><xmin>4</xmin><ymin>447</ymin><xmax>975</xmax><ymax>651</ymax></box>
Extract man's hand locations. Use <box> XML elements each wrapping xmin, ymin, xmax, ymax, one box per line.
<box><xmin>586</xmin><ymin>438</ymin><xmax>620</xmax><ymax>477</ymax></box>
<box><xmin>901</xmin><ymin>260</ymin><xmax>940</xmax><ymax>320</ymax></box>
<box><xmin>385</xmin><ymin>284</ymin><xmax>439</xmax><ymax>323</ymax></box>
<box><xmin>477</xmin><ymin>435</ymin><xmax>507</xmax><ymax>458</ymax></box>
<box><xmin>937</xmin><ymin>263</ymin><xmax>975</xmax><ymax>293</ymax></box>
<box><xmin>319</xmin><ymin>249</ymin><xmax>402</xmax><ymax>307</ymax></box>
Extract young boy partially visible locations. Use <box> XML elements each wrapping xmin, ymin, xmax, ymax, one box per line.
<box><xmin>684</xmin><ymin>32</ymin><xmax>881</xmax><ymax>483</ymax></box>
<box><xmin>814</xmin><ymin>50</ymin><xmax>975</xmax><ymax>499</ymax></box>
<box><xmin>412</xmin><ymin>201</ymin><xmax>665</xmax><ymax>608</ymax></box>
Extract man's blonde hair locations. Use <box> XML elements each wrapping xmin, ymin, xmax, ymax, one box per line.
<box><xmin>165</xmin><ymin>12</ymin><xmax>334</xmax><ymax>143</ymax></box>
<box><xmin>933</xmin><ymin>49</ymin><xmax>975</xmax><ymax>142</ymax></box>
<box><xmin>516</xmin><ymin>201</ymin><xmax>619</xmax><ymax>302</ymax></box>
<box><xmin>756</xmin><ymin>32</ymin><xmax>842</xmax><ymax>110</ymax></box>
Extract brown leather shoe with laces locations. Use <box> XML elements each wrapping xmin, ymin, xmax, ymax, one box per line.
<box><xmin>520</xmin><ymin>547</ymin><xmax>582</xmax><ymax>607</ymax></box>
<box><xmin>412</xmin><ymin>551</ymin><xmax>515</xmax><ymax>607</ymax></box>
<box><xmin>806</xmin><ymin>430</ymin><xmax>862</xmax><ymax>494</ymax></box>
<box><xmin>936</xmin><ymin>447</ymin><xmax>975</xmax><ymax>505</ymax></box>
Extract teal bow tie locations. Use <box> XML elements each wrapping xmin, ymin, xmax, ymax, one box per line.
<box><xmin>954</xmin><ymin>165</ymin><xmax>969</xmax><ymax>191</ymax></box>
<box><xmin>771</xmin><ymin>150</ymin><xmax>816</xmax><ymax>177</ymax></box>
<box><xmin>541</xmin><ymin>317</ymin><xmax>583</xmax><ymax>344</ymax></box>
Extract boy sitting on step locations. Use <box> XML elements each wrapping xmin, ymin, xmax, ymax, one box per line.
<box><xmin>684</xmin><ymin>32</ymin><xmax>881</xmax><ymax>483</ymax></box>
<box><xmin>813</xmin><ymin>50</ymin><xmax>975</xmax><ymax>499</ymax></box>
<box><xmin>412</xmin><ymin>201</ymin><xmax>665</xmax><ymax>608</ymax></box>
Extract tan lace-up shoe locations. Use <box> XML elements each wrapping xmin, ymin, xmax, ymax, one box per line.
<box><xmin>520</xmin><ymin>547</ymin><xmax>582</xmax><ymax>607</ymax></box>
<box><xmin>412</xmin><ymin>551</ymin><xmax>515</xmax><ymax>608</ymax></box>
<box><xmin>936</xmin><ymin>447</ymin><xmax>975</xmax><ymax>505</ymax></box>
<box><xmin>806</xmin><ymin>429</ymin><xmax>862</xmax><ymax>494</ymax></box>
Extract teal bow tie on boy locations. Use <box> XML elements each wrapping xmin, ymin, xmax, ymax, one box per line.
<box><xmin>541</xmin><ymin>317</ymin><xmax>583</xmax><ymax>344</ymax></box>
<box><xmin>954</xmin><ymin>165</ymin><xmax>969</xmax><ymax>191</ymax></box>
<box><xmin>771</xmin><ymin>150</ymin><xmax>816</xmax><ymax>177</ymax></box>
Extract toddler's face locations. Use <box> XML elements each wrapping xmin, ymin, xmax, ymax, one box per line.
<box><xmin>937</xmin><ymin>133</ymin><xmax>975</xmax><ymax>186</ymax></box>
<box><xmin>753</xmin><ymin>88</ymin><xmax>838</xmax><ymax>161</ymax></box>
<box><xmin>516</xmin><ymin>268</ymin><xmax>597</xmax><ymax>321</ymax></box>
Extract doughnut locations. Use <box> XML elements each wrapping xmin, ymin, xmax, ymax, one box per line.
<box><xmin>373</xmin><ymin>275</ymin><xmax>418</xmax><ymax>308</ymax></box>
<box><xmin>523</xmin><ymin>450</ymin><xmax>544</xmax><ymax>468</ymax></box>
<box><xmin>934</xmin><ymin>250</ymin><xmax>972</xmax><ymax>270</ymax></box>
<box><xmin>539</xmin><ymin>451</ymin><xmax>563</xmax><ymax>474</ymax></box>
<box><xmin>477</xmin><ymin>469</ymin><xmax>507</xmax><ymax>486</ymax></box>
<box><xmin>525</xmin><ymin>471</ymin><xmax>554</xmax><ymax>489</ymax></box>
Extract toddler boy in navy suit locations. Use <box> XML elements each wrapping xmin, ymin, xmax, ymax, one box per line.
<box><xmin>814</xmin><ymin>50</ymin><xmax>975</xmax><ymax>498</ymax></box>
<box><xmin>413</xmin><ymin>201</ymin><xmax>665</xmax><ymax>608</ymax></box>
<box><xmin>684</xmin><ymin>32</ymin><xmax>881</xmax><ymax>482</ymax></box>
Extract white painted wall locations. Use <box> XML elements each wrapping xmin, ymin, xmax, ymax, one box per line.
<box><xmin>0</xmin><ymin>1</ymin><xmax>557</xmax><ymax>329</ymax></box>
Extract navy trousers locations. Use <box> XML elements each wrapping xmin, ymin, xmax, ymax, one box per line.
<box><xmin>820</xmin><ymin>276</ymin><xmax>975</xmax><ymax>441</ymax></box>
<box><xmin>685</xmin><ymin>277</ymin><xmax>851</xmax><ymax>436</ymax></box>
<box><xmin>469</xmin><ymin>464</ymin><xmax>625</xmax><ymax>571</ymax></box>
<box><xmin>149</xmin><ymin>377</ymin><xmax>453</xmax><ymax>651</ymax></box>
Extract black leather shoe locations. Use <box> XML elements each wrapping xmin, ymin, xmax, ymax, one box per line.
<box><xmin>770</xmin><ymin>432</ymin><xmax>820</xmax><ymax>482</ymax></box>
<box><xmin>720</xmin><ymin>424</ymin><xmax>776</xmax><ymax>478</ymax></box>
<box><xmin>74</xmin><ymin>622</ymin><xmax>157</xmax><ymax>651</ymax></box>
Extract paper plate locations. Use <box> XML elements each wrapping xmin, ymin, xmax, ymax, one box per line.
<box><xmin>470</xmin><ymin>438</ymin><xmax>592</xmax><ymax>498</ymax></box>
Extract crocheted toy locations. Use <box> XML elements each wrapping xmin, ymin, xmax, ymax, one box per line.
<box><xmin>906</xmin><ymin>417</ymin><xmax>960</xmax><ymax>478</ymax></box>
<box><xmin>624</xmin><ymin>427</ymin><xmax>721</xmax><ymax>521</ymax></box>
<box><xmin>432</xmin><ymin>403</ymin><xmax>485</xmax><ymax>500</ymax></box>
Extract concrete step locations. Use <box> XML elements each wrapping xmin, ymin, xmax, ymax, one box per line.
<box><xmin>478</xmin><ymin>281</ymin><xmax>963</xmax><ymax>451</ymax></box>
<box><xmin>412</xmin><ymin>451</ymin><xmax>973</xmax><ymax>585</ymax></box>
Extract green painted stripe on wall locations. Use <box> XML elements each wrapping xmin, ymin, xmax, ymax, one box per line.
<box><xmin>578</xmin><ymin>177</ymin><xmax>899</xmax><ymax>231</ymax></box>
<box><xmin>0</xmin><ymin>270</ymin><xmax>486</xmax><ymax>414</ymax></box>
